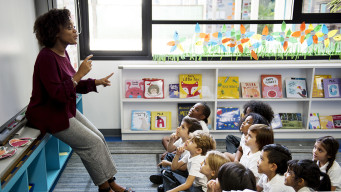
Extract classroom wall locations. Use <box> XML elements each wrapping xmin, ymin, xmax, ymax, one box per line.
<box><xmin>0</xmin><ymin>0</ymin><xmax>39</xmax><ymax>126</ymax></box>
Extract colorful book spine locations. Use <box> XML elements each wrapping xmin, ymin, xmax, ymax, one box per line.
<box><xmin>217</xmin><ymin>76</ymin><xmax>240</xmax><ymax>99</ymax></box>
<box><xmin>143</xmin><ymin>78</ymin><xmax>164</xmax><ymax>99</ymax></box>
<box><xmin>151</xmin><ymin>111</ymin><xmax>172</xmax><ymax>130</ymax></box>
<box><xmin>261</xmin><ymin>75</ymin><xmax>283</xmax><ymax>98</ymax></box>
<box><xmin>332</xmin><ymin>115</ymin><xmax>341</xmax><ymax>128</ymax></box>
<box><xmin>279</xmin><ymin>113</ymin><xmax>303</xmax><ymax>129</ymax></box>
<box><xmin>309</xmin><ymin>113</ymin><xmax>320</xmax><ymax>129</ymax></box>
<box><xmin>240</xmin><ymin>82</ymin><xmax>261</xmax><ymax>99</ymax></box>
<box><xmin>169</xmin><ymin>84</ymin><xmax>179</xmax><ymax>98</ymax></box>
<box><xmin>179</xmin><ymin>74</ymin><xmax>202</xmax><ymax>98</ymax></box>
<box><xmin>216</xmin><ymin>107</ymin><xmax>240</xmax><ymax>130</ymax></box>
<box><xmin>312</xmin><ymin>75</ymin><xmax>331</xmax><ymax>98</ymax></box>
<box><xmin>125</xmin><ymin>80</ymin><xmax>144</xmax><ymax>98</ymax></box>
<box><xmin>319</xmin><ymin>116</ymin><xmax>335</xmax><ymax>129</ymax></box>
<box><xmin>285</xmin><ymin>78</ymin><xmax>308</xmax><ymax>98</ymax></box>
<box><xmin>131</xmin><ymin>110</ymin><xmax>151</xmax><ymax>131</ymax></box>
<box><xmin>323</xmin><ymin>78</ymin><xmax>341</xmax><ymax>98</ymax></box>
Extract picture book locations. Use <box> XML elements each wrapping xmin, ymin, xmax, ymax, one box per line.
<box><xmin>312</xmin><ymin>75</ymin><xmax>331</xmax><ymax>98</ymax></box>
<box><xmin>309</xmin><ymin>113</ymin><xmax>320</xmax><ymax>129</ymax></box>
<box><xmin>279</xmin><ymin>113</ymin><xmax>303</xmax><ymax>129</ymax></box>
<box><xmin>285</xmin><ymin>78</ymin><xmax>308</xmax><ymax>98</ymax></box>
<box><xmin>261</xmin><ymin>75</ymin><xmax>283</xmax><ymax>98</ymax></box>
<box><xmin>151</xmin><ymin>111</ymin><xmax>172</xmax><ymax>131</ymax></box>
<box><xmin>332</xmin><ymin>115</ymin><xmax>341</xmax><ymax>128</ymax></box>
<box><xmin>169</xmin><ymin>84</ymin><xmax>179</xmax><ymax>98</ymax></box>
<box><xmin>319</xmin><ymin>116</ymin><xmax>334</xmax><ymax>129</ymax></box>
<box><xmin>323</xmin><ymin>78</ymin><xmax>341</xmax><ymax>98</ymax></box>
<box><xmin>179</xmin><ymin>74</ymin><xmax>202</xmax><ymax>99</ymax></box>
<box><xmin>177</xmin><ymin>103</ymin><xmax>195</xmax><ymax>126</ymax></box>
<box><xmin>240</xmin><ymin>82</ymin><xmax>261</xmax><ymax>99</ymax></box>
<box><xmin>271</xmin><ymin>114</ymin><xmax>282</xmax><ymax>129</ymax></box>
<box><xmin>125</xmin><ymin>80</ymin><xmax>144</xmax><ymax>98</ymax></box>
<box><xmin>131</xmin><ymin>110</ymin><xmax>151</xmax><ymax>131</ymax></box>
<box><xmin>216</xmin><ymin>107</ymin><xmax>240</xmax><ymax>130</ymax></box>
<box><xmin>217</xmin><ymin>76</ymin><xmax>239</xmax><ymax>99</ymax></box>
<box><xmin>143</xmin><ymin>78</ymin><xmax>164</xmax><ymax>99</ymax></box>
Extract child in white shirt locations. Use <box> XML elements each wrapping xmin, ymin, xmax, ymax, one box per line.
<box><xmin>200</xmin><ymin>150</ymin><xmax>230</xmax><ymax>181</ymax></box>
<box><xmin>165</xmin><ymin>130</ymin><xmax>216</xmax><ymax>192</ymax></box>
<box><xmin>313</xmin><ymin>136</ymin><xmax>341</xmax><ymax>191</ymax></box>
<box><xmin>239</xmin><ymin>124</ymin><xmax>274</xmax><ymax>182</ymax></box>
<box><xmin>257</xmin><ymin>144</ymin><xmax>295</xmax><ymax>192</ymax></box>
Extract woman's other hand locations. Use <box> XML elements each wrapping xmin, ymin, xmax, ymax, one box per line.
<box><xmin>73</xmin><ymin>54</ymin><xmax>93</xmax><ymax>82</ymax></box>
<box><xmin>95</xmin><ymin>73</ymin><xmax>114</xmax><ymax>87</ymax></box>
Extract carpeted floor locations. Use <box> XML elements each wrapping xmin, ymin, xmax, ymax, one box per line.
<box><xmin>53</xmin><ymin>139</ymin><xmax>341</xmax><ymax>192</ymax></box>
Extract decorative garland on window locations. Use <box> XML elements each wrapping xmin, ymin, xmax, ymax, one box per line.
<box><xmin>153</xmin><ymin>21</ymin><xmax>341</xmax><ymax>61</ymax></box>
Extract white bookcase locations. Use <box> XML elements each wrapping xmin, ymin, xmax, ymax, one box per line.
<box><xmin>118</xmin><ymin>60</ymin><xmax>341</xmax><ymax>140</ymax></box>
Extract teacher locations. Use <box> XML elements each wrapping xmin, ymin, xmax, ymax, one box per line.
<box><xmin>26</xmin><ymin>8</ymin><xmax>128</xmax><ymax>192</ymax></box>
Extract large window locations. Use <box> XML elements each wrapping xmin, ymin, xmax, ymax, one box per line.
<box><xmin>79</xmin><ymin>0</ymin><xmax>341</xmax><ymax>60</ymax></box>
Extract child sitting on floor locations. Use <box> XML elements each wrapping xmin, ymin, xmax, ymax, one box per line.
<box><xmin>162</xmin><ymin>130</ymin><xmax>216</xmax><ymax>192</ymax></box>
<box><xmin>257</xmin><ymin>144</ymin><xmax>295</xmax><ymax>192</ymax></box>
<box><xmin>200</xmin><ymin>150</ymin><xmax>230</xmax><ymax>181</ymax></box>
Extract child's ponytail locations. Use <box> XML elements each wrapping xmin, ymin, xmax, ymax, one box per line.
<box><xmin>318</xmin><ymin>171</ymin><xmax>331</xmax><ymax>191</ymax></box>
<box><xmin>201</xmin><ymin>103</ymin><xmax>211</xmax><ymax>124</ymax></box>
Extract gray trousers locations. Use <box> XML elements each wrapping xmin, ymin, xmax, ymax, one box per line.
<box><xmin>53</xmin><ymin>110</ymin><xmax>117</xmax><ymax>186</ymax></box>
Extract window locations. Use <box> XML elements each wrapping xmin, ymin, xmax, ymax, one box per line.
<box><xmin>79</xmin><ymin>0</ymin><xmax>341</xmax><ymax>60</ymax></box>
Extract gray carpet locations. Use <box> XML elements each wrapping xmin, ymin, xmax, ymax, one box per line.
<box><xmin>53</xmin><ymin>139</ymin><xmax>341</xmax><ymax>192</ymax></box>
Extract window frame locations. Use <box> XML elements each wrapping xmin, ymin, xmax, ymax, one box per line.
<box><xmin>79</xmin><ymin>0</ymin><xmax>341</xmax><ymax>60</ymax></box>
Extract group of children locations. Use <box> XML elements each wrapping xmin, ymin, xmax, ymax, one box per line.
<box><xmin>149</xmin><ymin>101</ymin><xmax>341</xmax><ymax>192</ymax></box>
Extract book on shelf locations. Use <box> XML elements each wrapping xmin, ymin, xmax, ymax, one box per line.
<box><xmin>271</xmin><ymin>114</ymin><xmax>283</xmax><ymax>129</ymax></box>
<box><xmin>151</xmin><ymin>111</ymin><xmax>172</xmax><ymax>131</ymax></box>
<box><xmin>131</xmin><ymin>110</ymin><xmax>151</xmax><ymax>131</ymax></box>
<box><xmin>179</xmin><ymin>74</ymin><xmax>202</xmax><ymax>98</ymax></box>
<box><xmin>125</xmin><ymin>80</ymin><xmax>144</xmax><ymax>98</ymax></box>
<box><xmin>309</xmin><ymin>113</ymin><xmax>321</xmax><ymax>129</ymax></box>
<box><xmin>217</xmin><ymin>76</ymin><xmax>239</xmax><ymax>99</ymax></box>
<box><xmin>143</xmin><ymin>78</ymin><xmax>164</xmax><ymax>99</ymax></box>
<box><xmin>279</xmin><ymin>113</ymin><xmax>303</xmax><ymax>129</ymax></box>
<box><xmin>169</xmin><ymin>84</ymin><xmax>179</xmax><ymax>98</ymax></box>
<box><xmin>312</xmin><ymin>75</ymin><xmax>331</xmax><ymax>98</ymax></box>
<box><xmin>177</xmin><ymin>103</ymin><xmax>195</xmax><ymax>126</ymax></box>
<box><xmin>261</xmin><ymin>74</ymin><xmax>283</xmax><ymax>98</ymax></box>
<box><xmin>216</xmin><ymin>107</ymin><xmax>240</xmax><ymax>130</ymax></box>
<box><xmin>319</xmin><ymin>116</ymin><xmax>335</xmax><ymax>129</ymax></box>
<box><xmin>285</xmin><ymin>78</ymin><xmax>308</xmax><ymax>98</ymax></box>
<box><xmin>323</xmin><ymin>78</ymin><xmax>341</xmax><ymax>98</ymax></box>
<box><xmin>240</xmin><ymin>82</ymin><xmax>261</xmax><ymax>99</ymax></box>
<box><xmin>332</xmin><ymin>115</ymin><xmax>341</xmax><ymax>128</ymax></box>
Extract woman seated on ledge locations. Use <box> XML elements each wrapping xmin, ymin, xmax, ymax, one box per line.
<box><xmin>26</xmin><ymin>8</ymin><xmax>129</xmax><ymax>192</ymax></box>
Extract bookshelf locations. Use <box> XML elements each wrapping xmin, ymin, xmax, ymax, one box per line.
<box><xmin>118</xmin><ymin>60</ymin><xmax>341</xmax><ymax>140</ymax></box>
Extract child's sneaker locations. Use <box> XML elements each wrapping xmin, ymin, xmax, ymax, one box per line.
<box><xmin>149</xmin><ymin>173</ymin><xmax>163</xmax><ymax>184</ymax></box>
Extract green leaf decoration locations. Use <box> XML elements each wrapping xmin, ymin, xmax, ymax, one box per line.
<box><xmin>281</xmin><ymin>21</ymin><xmax>286</xmax><ymax>32</ymax></box>
<box><xmin>276</xmin><ymin>37</ymin><xmax>285</xmax><ymax>42</ymax></box>
<box><xmin>222</xmin><ymin>24</ymin><xmax>227</xmax><ymax>33</ymax></box>
<box><xmin>286</xmin><ymin>29</ymin><xmax>292</xmax><ymax>37</ymax></box>
<box><xmin>314</xmin><ymin>24</ymin><xmax>322</xmax><ymax>32</ymax></box>
<box><xmin>305</xmin><ymin>34</ymin><xmax>311</xmax><ymax>40</ymax></box>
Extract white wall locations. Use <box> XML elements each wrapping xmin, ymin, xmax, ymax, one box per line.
<box><xmin>0</xmin><ymin>0</ymin><xmax>39</xmax><ymax>126</ymax></box>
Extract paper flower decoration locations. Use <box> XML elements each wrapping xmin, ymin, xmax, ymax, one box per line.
<box><xmin>167</xmin><ymin>31</ymin><xmax>185</xmax><ymax>52</ymax></box>
<box><xmin>315</xmin><ymin>24</ymin><xmax>338</xmax><ymax>47</ymax></box>
<box><xmin>291</xmin><ymin>22</ymin><xmax>312</xmax><ymax>44</ymax></box>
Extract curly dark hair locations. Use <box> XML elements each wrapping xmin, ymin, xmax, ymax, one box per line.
<box><xmin>243</xmin><ymin>100</ymin><xmax>274</xmax><ymax>123</ymax></box>
<box><xmin>34</xmin><ymin>9</ymin><xmax>71</xmax><ymax>47</ymax></box>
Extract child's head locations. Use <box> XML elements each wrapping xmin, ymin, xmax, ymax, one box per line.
<box><xmin>177</xmin><ymin>116</ymin><xmax>202</xmax><ymax>139</ymax></box>
<box><xmin>313</xmin><ymin>136</ymin><xmax>339</xmax><ymax>172</ymax></box>
<box><xmin>188</xmin><ymin>103</ymin><xmax>211</xmax><ymax>123</ymax></box>
<box><xmin>200</xmin><ymin>150</ymin><xmax>230</xmax><ymax>180</ymax></box>
<box><xmin>245</xmin><ymin>124</ymin><xmax>274</xmax><ymax>151</ymax></box>
<box><xmin>285</xmin><ymin>159</ymin><xmax>331</xmax><ymax>191</ymax></box>
<box><xmin>258</xmin><ymin>144</ymin><xmax>292</xmax><ymax>176</ymax></box>
<box><xmin>218</xmin><ymin>162</ymin><xmax>256</xmax><ymax>191</ymax></box>
<box><xmin>240</xmin><ymin>113</ymin><xmax>269</xmax><ymax>135</ymax></box>
<box><xmin>243</xmin><ymin>100</ymin><xmax>274</xmax><ymax>124</ymax></box>
<box><xmin>185</xmin><ymin>130</ymin><xmax>216</xmax><ymax>156</ymax></box>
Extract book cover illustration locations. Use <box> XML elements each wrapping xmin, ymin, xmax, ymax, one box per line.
<box><xmin>143</xmin><ymin>78</ymin><xmax>164</xmax><ymax>99</ymax></box>
<box><xmin>179</xmin><ymin>74</ymin><xmax>202</xmax><ymax>99</ymax></box>
<box><xmin>216</xmin><ymin>107</ymin><xmax>240</xmax><ymax>130</ymax></box>
<box><xmin>332</xmin><ymin>115</ymin><xmax>341</xmax><ymax>128</ymax></box>
<box><xmin>323</xmin><ymin>78</ymin><xmax>341</xmax><ymax>98</ymax></box>
<box><xmin>309</xmin><ymin>113</ymin><xmax>320</xmax><ymax>129</ymax></box>
<box><xmin>319</xmin><ymin>116</ymin><xmax>334</xmax><ymax>129</ymax></box>
<box><xmin>169</xmin><ymin>84</ymin><xmax>179</xmax><ymax>98</ymax></box>
<box><xmin>217</xmin><ymin>76</ymin><xmax>240</xmax><ymax>99</ymax></box>
<box><xmin>279</xmin><ymin>113</ymin><xmax>303</xmax><ymax>129</ymax></box>
<box><xmin>261</xmin><ymin>75</ymin><xmax>283</xmax><ymax>98</ymax></box>
<box><xmin>125</xmin><ymin>80</ymin><xmax>144</xmax><ymax>98</ymax></box>
<box><xmin>271</xmin><ymin>114</ymin><xmax>282</xmax><ymax>129</ymax></box>
<box><xmin>240</xmin><ymin>82</ymin><xmax>261</xmax><ymax>99</ymax></box>
<box><xmin>285</xmin><ymin>78</ymin><xmax>308</xmax><ymax>98</ymax></box>
<box><xmin>151</xmin><ymin>111</ymin><xmax>172</xmax><ymax>131</ymax></box>
<box><xmin>312</xmin><ymin>75</ymin><xmax>331</xmax><ymax>98</ymax></box>
<box><xmin>131</xmin><ymin>110</ymin><xmax>151</xmax><ymax>131</ymax></box>
<box><xmin>177</xmin><ymin>103</ymin><xmax>195</xmax><ymax>126</ymax></box>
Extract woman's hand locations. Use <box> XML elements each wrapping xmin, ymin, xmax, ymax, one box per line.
<box><xmin>73</xmin><ymin>55</ymin><xmax>93</xmax><ymax>82</ymax></box>
<box><xmin>95</xmin><ymin>73</ymin><xmax>114</xmax><ymax>87</ymax></box>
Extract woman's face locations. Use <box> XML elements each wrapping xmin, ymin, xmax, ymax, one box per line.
<box><xmin>56</xmin><ymin>21</ymin><xmax>78</xmax><ymax>45</ymax></box>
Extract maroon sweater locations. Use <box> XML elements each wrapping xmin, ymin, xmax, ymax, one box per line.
<box><xmin>26</xmin><ymin>48</ymin><xmax>97</xmax><ymax>134</ymax></box>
